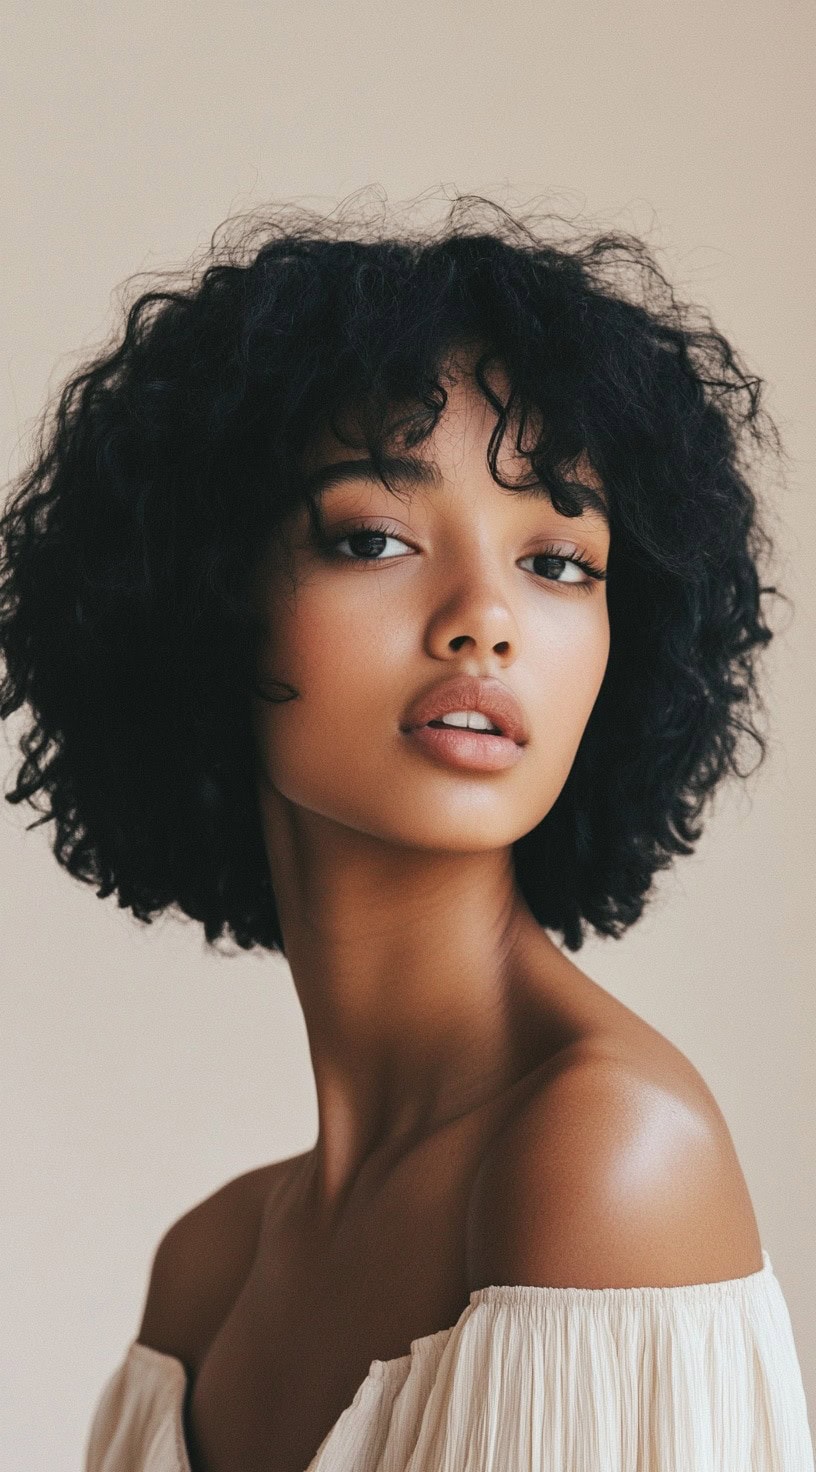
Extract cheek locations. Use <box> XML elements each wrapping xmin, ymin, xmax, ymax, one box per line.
<box><xmin>251</xmin><ymin>583</ymin><xmax>408</xmax><ymax>792</ymax></box>
<box><xmin>261</xmin><ymin>580</ymin><xmax>405</xmax><ymax>699</ymax></box>
<box><xmin>532</xmin><ymin>599</ymin><xmax>610</xmax><ymax>715</ymax></box>
<box><xmin>583</xmin><ymin>608</ymin><xmax>611</xmax><ymax>708</ymax></box>
<box><xmin>523</xmin><ymin>604</ymin><xmax>609</xmax><ymax>789</ymax></box>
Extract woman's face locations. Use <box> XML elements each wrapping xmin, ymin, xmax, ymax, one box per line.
<box><xmin>249</xmin><ymin>360</ymin><xmax>610</xmax><ymax>855</ymax></box>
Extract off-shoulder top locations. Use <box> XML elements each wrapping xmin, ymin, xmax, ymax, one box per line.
<box><xmin>84</xmin><ymin>1247</ymin><xmax>814</xmax><ymax>1471</ymax></box>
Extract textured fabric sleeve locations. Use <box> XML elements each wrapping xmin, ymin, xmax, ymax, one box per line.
<box><xmin>83</xmin><ymin>1345</ymin><xmax>189</xmax><ymax>1472</ymax></box>
<box><xmin>397</xmin><ymin>1262</ymin><xmax>815</xmax><ymax>1471</ymax></box>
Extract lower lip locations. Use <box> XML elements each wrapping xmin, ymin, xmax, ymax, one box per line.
<box><xmin>403</xmin><ymin>723</ymin><xmax>524</xmax><ymax>771</ymax></box>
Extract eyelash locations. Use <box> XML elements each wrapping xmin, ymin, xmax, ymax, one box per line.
<box><xmin>320</xmin><ymin>521</ymin><xmax>607</xmax><ymax>593</ymax></box>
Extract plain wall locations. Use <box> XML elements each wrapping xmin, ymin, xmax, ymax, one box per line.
<box><xmin>1</xmin><ymin>2</ymin><xmax>813</xmax><ymax>1465</ymax></box>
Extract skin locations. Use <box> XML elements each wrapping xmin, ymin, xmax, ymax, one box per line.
<box><xmin>136</xmin><ymin>348</ymin><xmax>762</xmax><ymax>1472</ymax></box>
<box><xmin>247</xmin><ymin>348</ymin><xmax>612</xmax><ymax>1220</ymax></box>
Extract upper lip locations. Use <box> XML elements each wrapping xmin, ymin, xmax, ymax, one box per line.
<box><xmin>401</xmin><ymin>675</ymin><xmax>529</xmax><ymax>745</ymax></box>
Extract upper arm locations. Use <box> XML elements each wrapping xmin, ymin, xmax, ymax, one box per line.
<box><xmin>136</xmin><ymin>1166</ymin><xmax>270</xmax><ymax>1370</ymax></box>
<box><xmin>467</xmin><ymin>1053</ymin><xmax>763</xmax><ymax>1291</ymax></box>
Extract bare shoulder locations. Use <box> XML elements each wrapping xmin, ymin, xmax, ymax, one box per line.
<box><xmin>136</xmin><ymin>1152</ymin><xmax>307</xmax><ymax>1371</ymax></box>
<box><xmin>467</xmin><ymin>1030</ymin><xmax>763</xmax><ymax>1293</ymax></box>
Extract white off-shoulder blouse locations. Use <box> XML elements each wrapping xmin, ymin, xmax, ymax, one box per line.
<box><xmin>84</xmin><ymin>1247</ymin><xmax>814</xmax><ymax>1471</ymax></box>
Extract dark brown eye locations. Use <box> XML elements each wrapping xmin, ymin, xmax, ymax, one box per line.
<box><xmin>521</xmin><ymin>546</ymin><xmax>606</xmax><ymax>592</ymax></box>
<box><xmin>325</xmin><ymin>522</ymin><xmax>412</xmax><ymax>562</ymax></box>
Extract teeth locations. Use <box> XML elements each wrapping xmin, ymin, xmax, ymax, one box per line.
<box><xmin>437</xmin><ymin>710</ymin><xmax>502</xmax><ymax>733</ymax></box>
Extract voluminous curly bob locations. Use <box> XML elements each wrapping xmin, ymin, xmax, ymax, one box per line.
<box><xmin>0</xmin><ymin>193</ymin><xmax>789</xmax><ymax>955</ymax></box>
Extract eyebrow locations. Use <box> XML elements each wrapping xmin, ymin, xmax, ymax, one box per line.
<box><xmin>301</xmin><ymin>454</ymin><xmax>609</xmax><ymax>527</ymax></box>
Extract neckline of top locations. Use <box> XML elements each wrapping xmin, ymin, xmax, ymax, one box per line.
<box><xmin>471</xmin><ymin>1245</ymin><xmax>773</xmax><ymax>1305</ymax></box>
<box><xmin>128</xmin><ymin>1247</ymin><xmax>774</xmax><ymax>1383</ymax></box>
<box><xmin>126</xmin><ymin>1250</ymin><xmax>775</xmax><ymax>1472</ymax></box>
<box><xmin>367</xmin><ymin>1248</ymin><xmax>775</xmax><ymax>1373</ymax></box>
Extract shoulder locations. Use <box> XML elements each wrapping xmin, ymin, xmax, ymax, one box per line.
<box><xmin>136</xmin><ymin>1155</ymin><xmax>303</xmax><ymax>1371</ymax></box>
<box><xmin>467</xmin><ymin>1038</ymin><xmax>763</xmax><ymax>1292</ymax></box>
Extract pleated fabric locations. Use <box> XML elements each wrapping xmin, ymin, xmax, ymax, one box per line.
<box><xmin>85</xmin><ymin>1248</ymin><xmax>814</xmax><ymax>1472</ymax></box>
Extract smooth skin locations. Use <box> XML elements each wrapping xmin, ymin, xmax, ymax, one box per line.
<box><xmin>137</xmin><ymin>349</ymin><xmax>763</xmax><ymax>1472</ymax></box>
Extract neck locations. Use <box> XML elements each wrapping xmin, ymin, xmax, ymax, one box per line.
<box><xmin>258</xmin><ymin>789</ymin><xmax>566</xmax><ymax>1220</ymax></box>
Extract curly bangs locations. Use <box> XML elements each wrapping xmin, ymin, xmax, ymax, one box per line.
<box><xmin>0</xmin><ymin>193</ymin><xmax>788</xmax><ymax>954</ymax></box>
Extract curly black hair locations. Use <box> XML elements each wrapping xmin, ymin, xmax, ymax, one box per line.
<box><xmin>0</xmin><ymin>192</ymin><xmax>790</xmax><ymax>955</ymax></box>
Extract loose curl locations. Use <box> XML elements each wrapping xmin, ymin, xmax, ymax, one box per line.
<box><xmin>0</xmin><ymin>192</ymin><xmax>790</xmax><ymax>954</ymax></box>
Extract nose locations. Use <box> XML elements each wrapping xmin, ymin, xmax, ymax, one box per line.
<box><xmin>424</xmin><ymin>557</ymin><xmax>519</xmax><ymax>664</ymax></box>
<box><xmin>449</xmin><ymin>630</ymin><xmax>510</xmax><ymax>656</ymax></box>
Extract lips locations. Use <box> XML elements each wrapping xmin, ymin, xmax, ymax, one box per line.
<box><xmin>400</xmin><ymin>675</ymin><xmax>529</xmax><ymax>746</ymax></box>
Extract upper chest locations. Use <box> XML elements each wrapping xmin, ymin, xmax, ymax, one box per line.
<box><xmin>182</xmin><ymin>1114</ymin><xmax>507</xmax><ymax>1472</ymax></box>
<box><xmin>179</xmin><ymin>1009</ymin><xmax>695</xmax><ymax>1472</ymax></box>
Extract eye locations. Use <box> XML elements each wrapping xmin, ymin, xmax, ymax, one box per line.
<box><xmin>519</xmin><ymin>547</ymin><xmax>607</xmax><ymax>593</ymax></box>
<box><xmin>327</xmin><ymin>522</ymin><xmax>412</xmax><ymax>562</ymax></box>
<box><xmin>323</xmin><ymin>522</ymin><xmax>607</xmax><ymax>592</ymax></box>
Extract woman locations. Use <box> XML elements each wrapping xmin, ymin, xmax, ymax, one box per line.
<box><xmin>1</xmin><ymin>195</ymin><xmax>812</xmax><ymax>1470</ymax></box>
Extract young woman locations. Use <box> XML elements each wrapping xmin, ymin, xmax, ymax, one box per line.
<box><xmin>1</xmin><ymin>196</ymin><xmax>812</xmax><ymax>1471</ymax></box>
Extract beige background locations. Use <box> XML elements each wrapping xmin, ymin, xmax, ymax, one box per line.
<box><xmin>1</xmin><ymin>2</ymin><xmax>814</xmax><ymax>1466</ymax></box>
